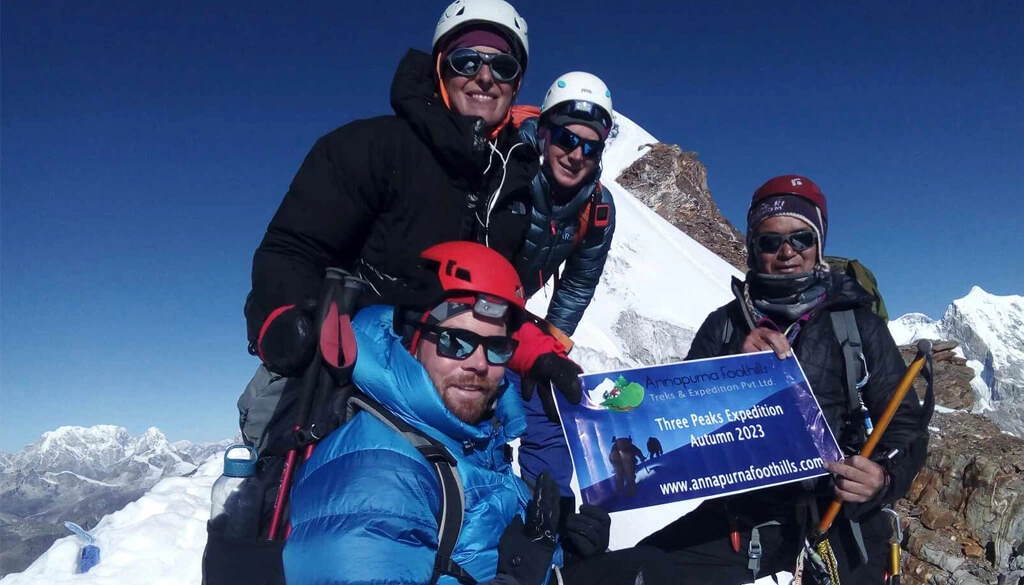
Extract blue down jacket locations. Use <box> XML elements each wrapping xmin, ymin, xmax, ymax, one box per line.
<box><xmin>515</xmin><ymin>118</ymin><xmax>615</xmax><ymax>336</ymax></box>
<box><xmin>283</xmin><ymin>306</ymin><xmax>561</xmax><ymax>585</ymax></box>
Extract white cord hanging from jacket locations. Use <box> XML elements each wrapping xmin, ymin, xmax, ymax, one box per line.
<box><xmin>481</xmin><ymin>140</ymin><xmax>524</xmax><ymax>247</ymax></box>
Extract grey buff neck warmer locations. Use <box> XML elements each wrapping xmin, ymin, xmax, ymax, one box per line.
<box><xmin>746</xmin><ymin>268</ymin><xmax>831</xmax><ymax>323</ymax></box>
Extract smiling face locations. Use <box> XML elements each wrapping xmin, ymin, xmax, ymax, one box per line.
<box><xmin>442</xmin><ymin>45</ymin><xmax>516</xmax><ymax>130</ymax></box>
<box><xmin>416</xmin><ymin>310</ymin><xmax>508</xmax><ymax>425</ymax></box>
<box><xmin>754</xmin><ymin>215</ymin><xmax>819</xmax><ymax>275</ymax></box>
<box><xmin>544</xmin><ymin>122</ymin><xmax>600</xmax><ymax>190</ymax></box>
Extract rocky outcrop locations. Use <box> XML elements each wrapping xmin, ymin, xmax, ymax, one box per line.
<box><xmin>897</xmin><ymin>411</ymin><xmax>1023</xmax><ymax>585</ymax></box>
<box><xmin>615</xmin><ymin>144</ymin><xmax>748</xmax><ymax>271</ymax></box>
<box><xmin>895</xmin><ymin>344</ymin><xmax>1023</xmax><ymax>585</ymax></box>
<box><xmin>900</xmin><ymin>341</ymin><xmax>976</xmax><ymax>411</ymax></box>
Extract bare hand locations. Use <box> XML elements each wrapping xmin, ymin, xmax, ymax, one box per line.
<box><xmin>824</xmin><ymin>456</ymin><xmax>888</xmax><ymax>503</ymax></box>
<box><xmin>741</xmin><ymin>327</ymin><xmax>793</xmax><ymax>359</ymax></box>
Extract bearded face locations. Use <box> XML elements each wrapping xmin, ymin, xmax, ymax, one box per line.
<box><xmin>416</xmin><ymin>311</ymin><xmax>508</xmax><ymax>425</ymax></box>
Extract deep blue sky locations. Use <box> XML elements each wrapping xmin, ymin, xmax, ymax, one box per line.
<box><xmin>2</xmin><ymin>1</ymin><xmax>1021</xmax><ymax>451</ymax></box>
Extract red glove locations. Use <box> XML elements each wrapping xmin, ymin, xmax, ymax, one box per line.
<box><xmin>510</xmin><ymin>322</ymin><xmax>583</xmax><ymax>422</ymax></box>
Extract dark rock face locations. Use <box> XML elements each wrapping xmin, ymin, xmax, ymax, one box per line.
<box><xmin>895</xmin><ymin>345</ymin><xmax>1023</xmax><ymax>585</ymax></box>
<box><xmin>900</xmin><ymin>341</ymin><xmax>977</xmax><ymax>411</ymax></box>
<box><xmin>615</xmin><ymin>143</ymin><xmax>748</xmax><ymax>271</ymax></box>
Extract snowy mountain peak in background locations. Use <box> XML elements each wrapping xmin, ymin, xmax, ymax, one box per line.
<box><xmin>10</xmin><ymin>425</ymin><xmax>190</xmax><ymax>482</ymax></box>
<box><xmin>1</xmin><ymin>426</ymin><xmax>234</xmax><ymax>577</ymax></box>
<box><xmin>890</xmin><ymin>286</ymin><xmax>1024</xmax><ymax>436</ymax></box>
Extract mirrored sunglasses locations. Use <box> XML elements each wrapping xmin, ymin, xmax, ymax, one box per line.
<box><xmin>753</xmin><ymin>230</ymin><xmax>817</xmax><ymax>254</ymax></box>
<box><xmin>416</xmin><ymin>324</ymin><xmax>518</xmax><ymax>366</ymax></box>
<box><xmin>549</xmin><ymin>125</ymin><xmax>604</xmax><ymax>159</ymax></box>
<box><xmin>446</xmin><ymin>48</ymin><xmax>521</xmax><ymax>83</ymax></box>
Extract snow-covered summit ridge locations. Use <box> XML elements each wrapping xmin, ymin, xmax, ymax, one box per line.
<box><xmin>890</xmin><ymin>286</ymin><xmax>1024</xmax><ymax>436</ymax></box>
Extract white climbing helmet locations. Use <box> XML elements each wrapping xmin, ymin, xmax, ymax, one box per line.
<box><xmin>433</xmin><ymin>0</ymin><xmax>529</xmax><ymax>68</ymax></box>
<box><xmin>540</xmin><ymin>72</ymin><xmax>614</xmax><ymax>136</ymax></box>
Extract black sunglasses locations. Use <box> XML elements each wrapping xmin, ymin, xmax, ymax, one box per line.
<box><xmin>549</xmin><ymin>125</ymin><xmax>604</xmax><ymax>159</ymax></box>
<box><xmin>753</xmin><ymin>230</ymin><xmax>817</xmax><ymax>254</ymax></box>
<box><xmin>446</xmin><ymin>48</ymin><xmax>521</xmax><ymax>83</ymax></box>
<box><xmin>416</xmin><ymin>324</ymin><xmax>518</xmax><ymax>366</ymax></box>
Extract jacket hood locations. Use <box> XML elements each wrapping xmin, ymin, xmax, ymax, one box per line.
<box><xmin>351</xmin><ymin>305</ymin><xmax>528</xmax><ymax>450</ymax></box>
<box><xmin>518</xmin><ymin>117</ymin><xmax>601</xmax><ymax>220</ymax></box>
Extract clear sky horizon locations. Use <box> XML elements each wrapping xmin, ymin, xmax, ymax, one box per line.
<box><xmin>2</xmin><ymin>0</ymin><xmax>1021</xmax><ymax>451</ymax></box>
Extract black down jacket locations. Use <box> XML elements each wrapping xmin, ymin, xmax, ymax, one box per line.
<box><xmin>245</xmin><ymin>49</ymin><xmax>538</xmax><ymax>342</ymax></box>
<box><xmin>686</xmin><ymin>272</ymin><xmax>929</xmax><ymax>521</ymax></box>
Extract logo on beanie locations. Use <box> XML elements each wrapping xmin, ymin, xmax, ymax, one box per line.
<box><xmin>756</xmin><ymin>199</ymin><xmax>787</xmax><ymax>216</ymax></box>
<box><xmin>791</xmin><ymin>178</ymin><xmax>803</xmax><ymax>187</ymax></box>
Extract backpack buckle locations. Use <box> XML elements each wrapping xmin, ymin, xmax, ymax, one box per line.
<box><xmin>418</xmin><ymin>444</ymin><xmax>457</xmax><ymax>466</ymax></box>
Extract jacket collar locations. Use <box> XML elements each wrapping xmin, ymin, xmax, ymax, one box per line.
<box><xmin>350</xmin><ymin>306</ymin><xmax>528</xmax><ymax>451</ymax></box>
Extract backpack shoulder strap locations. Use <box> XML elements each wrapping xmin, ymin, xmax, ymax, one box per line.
<box><xmin>347</xmin><ymin>393</ymin><xmax>478</xmax><ymax>585</ymax></box>
<box><xmin>573</xmin><ymin>183</ymin><xmax>610</xmax><ymax>247</ymax></box>
<box><xmin>830</xmin><ymin>310</ymin><xmax>864</xmax><ymax>415</ymax></box>
<box><xmin>573</xmin><ymin>193</ymin><xmax>596</xmax><ymax>247</ymax></box>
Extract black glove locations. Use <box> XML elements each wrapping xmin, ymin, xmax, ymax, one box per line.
<box><xmin>561</xmin><ymin>504</ymin><xmax>610</xmax><ymax>563</ymax></box>
<box><xmin>522</xmin><ymin>353</ymin><xmax>583</xmax><ymax>423</ymax></box>
<box><xmin>255</xmin><ymin>303</ymin><xmax>317</xmax><ymax>377</ymax></box>
<box><xmin>496</xmin><ymin>472</ymin><xmax>560</xmax><ymax>585</ymax></box>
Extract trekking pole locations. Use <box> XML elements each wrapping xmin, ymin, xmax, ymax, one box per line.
<box><xmin>817</xmin><ymin>339</ymin><xmax>933</xmax><ymax>535</ymax></box>
<box><xmin>267</xmin><ymin>269</ymin><xmax>347</xmax><ymax>540</ymax></box>
<box><xmin>300</xmin><ymin>271</ymin><xmax>365</xmax><ymax>464</ymax></box>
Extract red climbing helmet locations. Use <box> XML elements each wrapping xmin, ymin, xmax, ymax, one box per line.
<box><xmin>417</xmin><ymin>241</ymin><xmax>526</xmax><ymax>318</ymax></box>
<box><xmin>751</xmin><ymin>175</ymin><xmax>828</xmax><ymax>223</ymax></box>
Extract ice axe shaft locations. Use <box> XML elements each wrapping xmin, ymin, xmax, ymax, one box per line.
<box><xmin>818</xmin><ymin>339</ymin><xmax>932</xmax><ymax>534</ymax></box>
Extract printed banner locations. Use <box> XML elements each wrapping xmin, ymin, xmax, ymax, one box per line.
<box><xmin>556</xmin><ymin>351</ymin><xmax>843</xmax><ymax>513</ymax></box>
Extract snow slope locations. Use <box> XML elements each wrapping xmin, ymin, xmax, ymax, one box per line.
<box><xmin>1</xmin><ymin>457</ymin><xmax>221</xmax><ymax>585</ymax></box>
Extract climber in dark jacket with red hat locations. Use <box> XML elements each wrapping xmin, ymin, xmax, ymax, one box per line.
<box><xmin>641</xmin><ymin>175</ymin><xmax>930</xmax><ymax>584</ymax></box>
